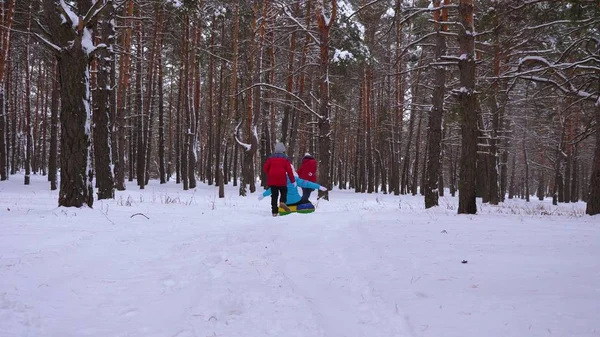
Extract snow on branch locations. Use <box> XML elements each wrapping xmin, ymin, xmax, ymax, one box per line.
<box><xmin>83</xmin><ymin>0</ymin><xmax>112</xmax><ymax>28</ymax></box>
<box><xmin>234</xmin><ymin>121</ymin><xmax>252</xmax><ymax>152</ymax></box>
<box><xmin>279</xmin><ymin>3</ymin><xmax>319</xmax><ymax>45</ymax></box>
<box><xmin>59</xmin><ymin>0</ymin><xmax>79</xmax><ymax>29</ymax></box>
<box><xmin>398</xmin><ymin>3</ymin><xmax>458</xmax><ymax>27</ymax></box>
<box><xmin>524</xmin><ymin>18</ymin><xmax>595</xmax><ymax>31</ymax></box>
<box><xmin>33</xmin><ymin>33</ymin><xmax>62</xmax><ymax>52</ymax></box>
<box><xmin>315</xmin><ymin>0</ymin><xmax>337</xmax><ymax>30</ymax></box>
<box><xmin>517</xmin><ymin>56</ymin><xmax>600</xmax><ymax>106</ymax></box>
<box><xmin>344</xmin><ymin>0</ymin><xmax>385</xmax><ymax>21</ymax></box>
<box><xmin>237</xmin><ymin>83</ymin><xmax>323</xmax><ymax>120</ymax></box>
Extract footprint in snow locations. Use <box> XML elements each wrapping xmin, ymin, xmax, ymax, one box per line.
<box><xmin>120</xmin><ymin>308</ymin><xmax>139</xmax><ymax>318</ymax></box>
<box><xmin>162</xmin><ymin>278</ymin><xmax>176</xmax><ymax>287</ymax></box>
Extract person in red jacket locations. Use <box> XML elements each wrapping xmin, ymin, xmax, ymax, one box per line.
<box><xmin>263</xmin><ymin>142</ymin><xmax>296</xmax><ymax>216</ymax></box>
<box><xmin>297</xmin><ymin>153</ymin><xmax>318</xmax><ymax>203</ymax></box>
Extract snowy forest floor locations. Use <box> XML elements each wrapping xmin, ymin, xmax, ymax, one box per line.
<box><xmin>1</xmin><ymin>174</ymin><xmax>599</xmax><ymax>337</ymax></box>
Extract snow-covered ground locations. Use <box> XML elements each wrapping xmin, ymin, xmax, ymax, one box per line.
<box><xmin>1</xmin><ymin>174</ymin><xmax>599</xmax><ymax>337</ymax></box>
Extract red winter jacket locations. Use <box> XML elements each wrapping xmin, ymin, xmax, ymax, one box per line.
<box><xmin>298</xmin><ymin>155</ymin><xmax>317</xmax><ymax>183</ymax></box>
<box><xmin>264</xmin><ymin>153</ymin><xmax>296</xmax><ymax>187</ymax></box>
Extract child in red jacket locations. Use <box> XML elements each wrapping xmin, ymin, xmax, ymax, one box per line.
<box><xmin>263</xmin><ymin>143</ymin><xmax>296</xmax><ymax>216</ymax></box>
<box><xmin>297</xmin><ymin>153</ymin><xmax>317</xmax><ymax>203</ymax></box>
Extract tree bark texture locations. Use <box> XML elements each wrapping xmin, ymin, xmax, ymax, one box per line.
<box><xmin>457</xmin><ymin>0</ymin><xmax>477</xmax><ymax>214</ymax></box>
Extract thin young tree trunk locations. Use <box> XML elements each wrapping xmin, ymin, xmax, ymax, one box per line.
<box><xmin>508</xmin><ymin>152</ymin><xmax>516</xmax><ymax>199</ymax></box>
<box><xmin>523</xmin><ymin>140</ymin><xmax>530</xmax><ymax>202</ymax></box>
<box><xmin>135</xmin><ymin>25</ymin><xmax>145</xmax><ymax>189</ymax></box>
<box><xmin>401</xmin><ymin>54</ymin><xmax>424</xmax><ymax>194</ymax></box>
<box><xmin>564</xmin><ymin>113</ymin><xmax>573</xmax><ymax>203</ymax></box>
<box><xmin>49</xmin><ymin>62</ymin><xmax>58</xmax><ymax>190</ymax></box>
<box><xmin>391</xmin><ymin>0</ymin><xmax>404</xmax><ymax>196</ymax></box>
<box><xmin>476</xmin><ymin>110</ymin><xmax>489</xmax><ymax>202</ymax></box>
<box><xmin>143</xmin><ymin>3</ymin><xmax>163</xmax><ymax>186</ymax></box>
<box><xmin>24</xmin><ymin>6</ymin><xmax>32</xmax><ymax>185</ymax></box>
<box><xmin>552</xmin><ymin>125</ymin><xmax>566</xmax><ymax>205</ymax></box>
<box><xmin>128</xmin><ymin>102</ymin><xmax>135</xmax><ymax>182</ymax></box>
<box><xmin>0</xmin><ymin>0</ymin><xmax>15</xmax><ymax>181</ymax></box>
<box><xmin>206</xmin><ymin>22</ymin><xmax>215</xmax><ymax>186</ymax></box>
<box><xmin>10</xmin><ymin>60</ymin><xmax>17</xmax><ymax>175</ymax></box>
<box><xmin>158</xmin><ymin>53</ymin><xmax>166</xmax><ymax>184</ymax></box>
<box><xmin>33</xmin><ymin>61</ymin><xmax>42</xmax><ymax>175</ymax></box>
<box><xmin>281</xmin><ymin>2</ymin><xmax>299</xmax><ymax>145</ymax></box>
<box><xmin>571</xmin><ymin>145</ymin><xmax>578</xmax><ymax>202</ymax></box>
<box><xmin>364</xmin><ymin>69</ymin><xmax>373</xmax><ymax>193</ymax></box>
<box><xmin>167</xmin><ymin>61</ymin><xmax>175</xmax><ymax>181</ymax></box>
<box><xmin>216</xmin><ymin>36</ymin><xmax>225</xmax><ymax>195</ymax></box>
<box><xmin>237</xmin><ymin>4</ymin><xmax>259</xmax><ymax>197</ymax></box>
<box><xmin>41</xmin><ymin>67</ymin><xmax>48</xmax><ymax>176</ymax></box>
<box><xmin>188</xmin><ymin>23</ymin><xmax>199</xmax><ymax>190</ymax></box>
<box><xmin>412</xmin><ymin>106</ymin><xmax>423</xmax><ymax>196</ymax></box>
<box><xmin>180</xmin><ymin>17</ymin><xmax>189</xmax><ymax>190</ymax></box>
<box><xmin>288</xmin><ymin>0</ymin><xmax>313</xmax><ymax>165</ymax></box>
<box><xmin>218</xmin><ymin>3</ymin><xmax>239</xmax><ymax>197</ymax></box>
<box><xmin>114</xmin><ymin>0</ymin><xmax>134</xmax><ymax>190</ymax></box>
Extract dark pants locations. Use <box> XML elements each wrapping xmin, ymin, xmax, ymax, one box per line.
<box><xmin>300</xmin><ymin>187</ymin><xmax>314</xmax><ymax>203</ymax></box>
<box><xmin>270</xmin><ymin>186</ymin><xmax>288</xmax><ymax>214</ymax></box>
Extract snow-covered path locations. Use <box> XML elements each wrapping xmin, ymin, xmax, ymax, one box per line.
<box><xmin>1</xmin><ymin>175</ymin><xmax>599</xmax><ymax>337</ymax></box>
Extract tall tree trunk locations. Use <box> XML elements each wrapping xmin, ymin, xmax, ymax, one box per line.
<box><xmin>0</xmin><ymin>0</ymin><xmax>14</xmax><ymax>181</ymax></box>
<box><xmin>10</xmin><ymin>61</ymin><xmax>16</xmax><ymax>175</ymax></box>
<box><xmin>424</xmin><ymin>0</ymin><xmax>448</xmax><ymax>208</ymax></box>
<box><xmin>552</xmin><ymin>126</ymin><xmax>566</xmax><ymax>205</ymax></box>
<box><xmin>188</xmin><ymin>23</ymin><xmax>199</xmax><ymax>190</ymax></box>
<box><xmin>206</xmin><ymin>22</ymin><xmax>215</xmax><ymax>186</ymax></box>
<box><xmin>135</xmin><ymin>26</ymin><xmax>145</xmax><ymax>189</ymax></box>
<box><xmin>413</xmin><ymin>105</ymin><xmax>423</xmax><ymax>196</ymax></box>
<box><xmin>281</xmin><ymin>2</ymin><xmax>298</xmax><ymax>144</ymax></box>
<box><xmin>180</xmin><ymin>17</ymin><xmax>190</xmax><ymax>190</ymax></box>
<box><xmin>288</xmin><ymin>0</ymin><xmax>312</xmax><ymax>165</ymax></box>
<box><xmin>41</xmin><ymin>67</ymin><xmax>48</xmax><ymax>176</ymax></box>
<box><xmin>238</xmin><ymin>3</ymin><xmax>261</xmax><ymax>196</ymax></box>
<box><xmin>508</xmin><ymin>152</ymin><xmax>516</xmax><ymax>199</ymax></box>
<box><xmin>315</xmin><ymin>0</ymin><xmax>337</xmax><ymax>198</ymax></box>
<box><xmin>585</xmin><ymin>106</ymin><xmax>600</xmax><ymax>215</ymax></box>
<box><xmin>537</xmin><ymin>167</ymin><xmax>545</xmax><ymax>201</ymax></box>
<box><xmin>158</xmin><ymin>54</ymin><xmax>166</xmax><ymax>184</ymax></box>
<box><xmin>522</xmin><ymin>140</ymin><xmax>530</xmax><ymax>202</ymax></box>
<box><xmin>219</xmin><ymin>3</ymin><xmax>239</xmax><ymax>197</ymax></box>
<box><xmin>24</xmin><ymin>6</ymin><xmax>32</xmax><ymax>185</ymax></box>
<box><xmin>457</xmin><ymin>0</ymin><xmax>477</xmax><ymax>214</ymax></box>
<box><xmin>216</xmin><ymin>33</ymin><xmax>225</xmax><ymax>195</ymax></box>
<box><xmin>93</xmin><ymin>3</ymin><xmax>115</xmax><ymax>200</ymax></box>
<box><xmin>43</xmin><ymin>0</ymin><xmax>99</xmax><ymax>207</ymax></box>
<box><xmin>143</xmin><ymin>4</ymin><xmax>163</xmax><ymax>186</ymax></box>
<box><xmin>391</xmin><ymin>0</ymin><xmax>404</xmax><ymax>196</ymax></box>
<box><xmin>114</xmin><ymin>0</ymin><xmax>134</xmax><ymax>191</ymax></box>
<box><xmin>571</xmin><ymin>145</ymin><xmax>578</xmax><ymax>202</ymax></box>
<box><xmin>486</xmin><ymin>20</ymin><xmax>502</xmax><ymax>205</ymax></box>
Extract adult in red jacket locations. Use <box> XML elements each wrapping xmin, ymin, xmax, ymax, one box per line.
<box><xmin>263</xmin><ymin>143</ymin><xmax>296</xmax><ymax>216</ymax></box>
<box><xmin>297</xmin><ymin>153</ymin><xmax>318</xmax><ymax>203</ymax></box>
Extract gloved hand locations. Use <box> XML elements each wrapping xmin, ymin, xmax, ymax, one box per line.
<box><xmin>319</xmin><ymin>186</ymin><xmax>328</xmax><ymax>192</ymax></box>
<box><xmin>258</xmin><ymin>194</ymin><xmax>264</xmax><ymax>201</ymax></box>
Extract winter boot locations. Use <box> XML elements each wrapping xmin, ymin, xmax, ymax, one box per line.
<box><xmin>279</xmin><ymin>202</ymin><xmax>291</xmax><ymax>212</ymax></box>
